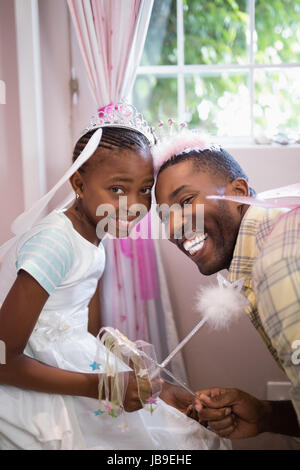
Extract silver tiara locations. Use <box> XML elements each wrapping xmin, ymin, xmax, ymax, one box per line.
<box><xmin>85</xmin><ymin>100</ymin><xmax>156</xmax><ymax>145</ymax></box>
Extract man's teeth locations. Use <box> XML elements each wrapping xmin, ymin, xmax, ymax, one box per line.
<box><xmin>183</xmin><ymin>234</ymin><xmax>207</xmax><ymax>255</ymax></box>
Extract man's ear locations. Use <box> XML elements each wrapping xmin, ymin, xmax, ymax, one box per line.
<box><xmin>69</xmin><ymin>171</ymin><xmax>84</xmax><ymax>197</ymax></box>
<box><xmin>225</xmin><ymin>178</ymin><xmax>249</xmax><ymax>216</ymax></box>
<box><xmin>230</xmin><ymin>178</ymin><xmax>249</xmax><ymax>197</ymax></box>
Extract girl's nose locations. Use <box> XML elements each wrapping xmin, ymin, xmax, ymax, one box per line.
<box><xmin>128</xmin><ymin>194</ymin><xmax>151</xmax><ymax>213</ymax></box>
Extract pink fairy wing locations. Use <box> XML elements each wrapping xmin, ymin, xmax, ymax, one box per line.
<box><xmin>207</xmin><ymin>182</ymin><xmax>300</xmax><ymax>208</ymax></box>
<box><xmin>258</xmin><ymin>182</ymin><xmax>300</xmax><ymax>199</ymax></box>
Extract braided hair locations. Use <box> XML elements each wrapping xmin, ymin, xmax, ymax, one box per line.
<box><xmin>72</xmin><ymin>126</ymin><xmax>152</xmax><ymax>173</ymax></box>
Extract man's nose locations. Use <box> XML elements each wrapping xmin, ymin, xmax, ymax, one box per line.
<box><xmin>169</xmin><ymin>209</ymin><xmax>186</xmax><ymax>241</ymax></box>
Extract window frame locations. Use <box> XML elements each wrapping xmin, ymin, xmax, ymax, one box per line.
<box><xmin>135</xmin><ymin>0</ymin><xmax>300</xmax><ymax>145</ymax></box>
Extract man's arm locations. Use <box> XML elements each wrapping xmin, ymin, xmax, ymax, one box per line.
<box><xmin>193</xmin><ymin>253</ymin><xmax>300</xmax><ymax>438</ymax></box>
<box><xmin>252</xmin><ymin>212</ymin><xmax>300</xmax><ymax>427</ymax></box>
<box><xmin>261</xmin><ymin>399</ymin><xmax>300</xmax><ymax>436</ymax></box>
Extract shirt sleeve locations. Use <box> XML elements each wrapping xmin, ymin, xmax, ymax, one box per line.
<box><xmin>16</xmin><ymin>227</ymin><xmax>74</xmax><ymax>295</ymax></box>
<box><xmin>252</xmin><ymin>211</ymin><xmax>300</xmax><ymax>424</ymax></box>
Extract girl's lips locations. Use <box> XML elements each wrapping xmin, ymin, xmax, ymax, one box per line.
<box><xmin>116</xmin><ymin>219</ymin><xmax>131</xmax><ymax>228</ymax></box>
<box><xmin>113</xmin><ymin>217</ymin><xmax>139</xmax><ymax>231</ymax></box>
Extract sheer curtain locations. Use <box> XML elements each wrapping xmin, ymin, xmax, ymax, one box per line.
<box><xmin>67</xmin><ymin>0</ymin><xmax>187</xmax><ymax>380</ymax></box>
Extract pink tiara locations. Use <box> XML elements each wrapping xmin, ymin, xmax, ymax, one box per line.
<box><xmin>152</xmin><ymin>125</ymin><xmax>213</xmax><ymax>171</ymax></box>
<box><xmin>84</xmin><ymin>100</ymin><xmax>156</xmax><ymax>145</ymax></box>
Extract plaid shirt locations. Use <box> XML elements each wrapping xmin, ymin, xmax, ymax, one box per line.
<box><xmin>228</xmin><ymin>205</ymin><xmax>300</xmax><ymax>423</ymax></box>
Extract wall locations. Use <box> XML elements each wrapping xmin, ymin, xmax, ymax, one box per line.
<box><xmin>0</xmin><ymin>0</ymin><xmax>74</xmax><ymax>243</ymax></box>
<box><xmin>39</xmin><ymin>0</ymin><xmax>73</xmax><ymax>210</ymax></box>
<box><xmin>0</xmin><ymin>0</ymin><xmax>24</xmax><ymax>244</ymax></box>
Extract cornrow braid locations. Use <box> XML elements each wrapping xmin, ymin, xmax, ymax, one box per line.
<box><xmin>72</xmin><ymin>126</ymin><xmax>151</xmax><ymax>172</ymax></box>
<box><xmin>157</xmin><ymin>147</ymin><xmax>256</xmax><ymax>197</ymax></box>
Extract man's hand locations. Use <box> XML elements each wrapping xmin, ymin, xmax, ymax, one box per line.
<box><xmin>193</xmin><ymin>387</ymin><xmax>268</xmax><ymax>439</ymax></box>
<box><xmin>193</xmin><ymin>387</ymin><xmax>300</xmax><ymax>438</ymax></box>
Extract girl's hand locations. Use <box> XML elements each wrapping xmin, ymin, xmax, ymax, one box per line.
<box><xmin>123</xmin><ymin>371</ymin><xmax>152</xmax><ymax>412</ymax></box>
<box><xmin>159</xmin><ymin>380</ymin><xmax>196</xmax><ymax>415</ymax></box>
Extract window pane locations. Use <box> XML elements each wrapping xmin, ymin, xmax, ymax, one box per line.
<box><xmin>184</xmin><ymin>0</ymin><xmax>249</xmax><ymax>65</ymax></box>
<box><xmin>140</xmin><ymin>0</ymin><xmax>177</xmax><ymax>66</ymax></box>
<box><xmin>255</xmin><ymin>0</ymin><xmax>300</xmax><ymax>64</ymax></box>
<box><xmin>133</xmin><ymin>75</ymin><xmax>178</xmax><ymax>126</ymax></box>
<box><xmin>185</xmin><ymin>73</ymin><xmax>250</xmax><ymax>137</ymax></box>
<box><xmin>254</xmin><ymin>68</ymin><xmax>300</xmax><ymax>137</ymax></box>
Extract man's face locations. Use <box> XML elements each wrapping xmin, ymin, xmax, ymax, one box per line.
<box><xmin>155</xmin><ymin>160</ymin><xmax>246</xmax><ymax>275</ymax></box>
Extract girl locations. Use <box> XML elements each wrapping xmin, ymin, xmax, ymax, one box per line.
<box><xmin>0</xmin><ymin>108</ymin><xmax>227</xmax><ymax>450</ymax></box>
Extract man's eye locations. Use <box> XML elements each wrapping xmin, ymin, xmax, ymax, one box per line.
<box><xmin>181</xmin><ymin>196</ymin><xmax>193</xmax><ymax>206</ymax></box>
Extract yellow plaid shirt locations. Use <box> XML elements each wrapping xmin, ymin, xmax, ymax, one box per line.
<box><xmin>228</xmin><ymin>205</ymin><xmax>300</xmax><ymax>423</ymax></box>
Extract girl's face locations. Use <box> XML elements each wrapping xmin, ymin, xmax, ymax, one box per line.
<box><xmin>72</xmin><ymin>146</ymin><xmax>154</xmax><ymax>239</ymax></box>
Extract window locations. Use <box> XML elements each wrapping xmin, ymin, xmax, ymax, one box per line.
<box><xmin>133</xmin><ymin>0</ymin><xmax>300</xmax><ymax>144</ymax></box>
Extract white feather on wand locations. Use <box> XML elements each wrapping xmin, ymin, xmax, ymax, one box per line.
<box><xmin>159</xmin><ymin>274</ymin><xmax>249</xmax><ymax>369</ymax></box>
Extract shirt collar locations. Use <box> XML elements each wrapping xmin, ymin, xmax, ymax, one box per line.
<box><xmin>228</xmin><ymin>205</ymin><xmax>285</xmax><ymax>288</ymax></box>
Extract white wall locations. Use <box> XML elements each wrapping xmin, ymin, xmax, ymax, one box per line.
<box><xmin>0</xmin><ymin>0</ymin><xmax>24</xmax><ymax>244</ymax></box>
<box><xmin>39</xmin><ymin>0</ymin><xmax>73</xmax><ymax>210</ymax></box>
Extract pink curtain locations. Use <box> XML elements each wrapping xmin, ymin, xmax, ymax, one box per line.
<box><xmin>67</xmin><ymin>0</ymin><xmax>152</xmax><ymax>105</ymax></box>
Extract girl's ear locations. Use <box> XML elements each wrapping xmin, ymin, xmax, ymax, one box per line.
<box><xmin>69</xmin><ymin>171</ymin><xmax>84</xmax><ymax>197</ymax></box>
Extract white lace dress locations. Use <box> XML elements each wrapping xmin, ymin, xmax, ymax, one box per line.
<box><xmin>0</xmin><ymin>210</ymin><xmax>229</xmax><ymax>450</ymax></box>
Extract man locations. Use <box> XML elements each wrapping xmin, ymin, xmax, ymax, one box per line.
<box><xmin>154</xmin><ymin>137</ymin><xmax>300</xmax><ymax>439</ymax></box>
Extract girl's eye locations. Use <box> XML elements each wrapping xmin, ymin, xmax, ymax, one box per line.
<box><xmin>140</xmin><ymin>187</ymin><xmax>152</xmax><ymax>195</ymax></box>
<box><xmin>111</xmin><ymin>187</ymin><xmax>124</xmax><ymax>195</ymax></box>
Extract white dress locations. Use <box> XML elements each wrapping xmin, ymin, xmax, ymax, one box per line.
<box><xmin>0</xmin><ymin>210</ymin><xmax>229</xmax><ymax>450</ymax></box>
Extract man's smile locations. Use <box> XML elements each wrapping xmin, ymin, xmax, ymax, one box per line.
<box><xmin>182</xmin><ymin>232</ymin><xmax>208</xmax><ymax>256</ymax></box>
